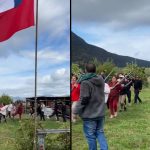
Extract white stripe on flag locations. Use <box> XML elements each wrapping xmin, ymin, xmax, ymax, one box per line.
<box><xmin>0</xmin><ymin>0</ymin><xmax>14</xmax><ymax>13</ymax></box>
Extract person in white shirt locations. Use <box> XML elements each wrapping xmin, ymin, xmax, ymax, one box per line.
<box><xmin>0</xmin><ymin>104</ymin><xmax>8</xmax><ymax>123</ymax></box>
<box><xmin>40</xmin><ymin>102</ymin><xmax>45</xmax><ymax>121</ymax></box>
<box><xmin>7</xmin><ymin>102</ymin><xmax>13</xmax><ymax>118</ymax></box>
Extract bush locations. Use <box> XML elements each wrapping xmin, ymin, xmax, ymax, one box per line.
<box><xmin>45</xmin><ymin>132</ymin><xmax>70</xmax><ymax>150</ymax></box>
<box><xmin>14</xmin><ymin>119</ymin><xmax>70</xmax><ymax>150</ymax></box>
<box><xmin>14</xmin><ymin>119</ymin><xmax>41</xmax><ymax>150</ymax></box>
<box><xmin>0</xmin><ymin>94</ymin><xmax>13</xmax><ymax>105</ymax></box>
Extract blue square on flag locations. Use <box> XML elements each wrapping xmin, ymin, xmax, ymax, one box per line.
<box><xmin>0</xmin><ymin>0</ymin><xmax>22</xmax><ymax>13</ymax></box>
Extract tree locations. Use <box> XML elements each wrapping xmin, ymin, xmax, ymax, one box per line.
<box><xmin>0</xmin><ymin>94</ymin><xmax>13</xmax><ymax>105</ymax></box>
<box><xmin>72</xmin><ymin>63</ymin><xmax>81</xmax><ymax>77</ymax></box>
<box><xmin>123</xmin><ymin>63</ymin><xmax>148</xmax><ymax>86</ymax></box>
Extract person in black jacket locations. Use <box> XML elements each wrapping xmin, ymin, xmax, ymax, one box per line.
<box><xmin>125</xmin><ymin>76</ymin><xmax>133</xmax><ymax>105</ymax></box>
<box><xmin>61</xmin><ymin>101</ymin><xmax>67</xmax><ymax>122</ymax></box>
<box><xmin>133</xmin><ymin>76</ymin><xmax>142</xmax><ymax>103</ymax></box>
<box><xmin>49</xmin><ymin>101</ymin><xmax>59</xmax><ymax>121</ymax></box>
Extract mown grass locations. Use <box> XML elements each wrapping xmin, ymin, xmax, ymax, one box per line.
<box><xmin>0</xmin><ymin>116</ymin><xmax>70</xmax><ymax>150</ymax></box>
<box><xmin>72</xmin><ymin>88</ymin><xmax>150</xmax><ymax>150</ymax></box>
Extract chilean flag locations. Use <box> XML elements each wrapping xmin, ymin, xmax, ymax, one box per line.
<box><xmin>0</xmin><ymin>0</ymin><xmax>34</xmax><ymax>42</ymax></box>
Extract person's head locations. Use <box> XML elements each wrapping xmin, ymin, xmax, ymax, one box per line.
<box><xmin>71</xmin><ymin>75</ymin><xmax>78</xmax><ymax>84</ymax></box>
<box><xmin>118</xmin><ymin>73</ymin><xmax>124</xmax><ymax>79</ymax></box>
<box><xmin>85</xmin><ymin>63</ymin><xmax>96</xmax><ymax>73</ymax></box>
<box><xmin>136</xmin><ymin>76</ymin><xmax>139</xmax><ymax>80</ymax></box>
<box><xmin>101</xmin><ymin>70</ymin><xmax>105</xmax><ymax>75</ymax></box>
<box><xmin>112</xmin><ymin>75</ymin><xmax>117</xmax><ymax>82</ymax></box>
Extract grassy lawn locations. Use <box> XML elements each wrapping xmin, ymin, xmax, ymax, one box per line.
<box><xmin>0</xmin><ymin>116</ymin><xmax>70</xmax><ymax>150</ymax></box>
<box><xmin>0</xmin><ymin>88</ymin><xmax>149</xmax><ymax>149</ymax></box>
<box><xmin>72</xmin><ymin>88</ymin><xmax>150</xmax><ymax>150</ymax></box>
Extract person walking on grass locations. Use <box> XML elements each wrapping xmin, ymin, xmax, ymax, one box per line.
<box><xmin>133</xmin><ymin>76</ymin><xmax>142</xmax><ymax>104</ymax></box>
<box><xmin>7</xmin><ymin>102</ymin><xmax>13</xmax><ymax>118</ymax></box>
<box><xmin>73</xmin><ymin>63</ymin><xmax>108</xmax><ymax>150</ymax></box>
<box><xmin>49</xmin><ymin>101</ymin><xmax>59</xmax><ymax>121</ymax></box>
<box><xmin>61</xmin><ymin>101</ymin><xmax>67</xmax><ymax>122</ymax></box>
<box><xmin>29</xmin><ymin>104</ymin><xmax>34</xmax><ymax>118</ymax></box>
<box><xmin>118</xmin><ymin>74</ymin><xmax>127</xmax><ymax>112</ymax></box>
<box><xmin>0</xmin><ymin>104</ymin><xmax>8</xmax><ymax>123</ymax></box>
<box><xmin>108</xmin><ymin>75</ymin><xmax>122</xmax><ymax>118</ymax></box>
<box><xmin>14</xmin><ymin>102</ymin><xmax>23</xmax><ymax>120</ymax></box>
<box><xmin>40</xmin><ymin>102</ymin><xmax>46</xmax><ymax>121</ymax></box>
<box><xmin>125</xmin><ymin>76</ymin><xmax>133</xmax><ymax>105</ymax></box>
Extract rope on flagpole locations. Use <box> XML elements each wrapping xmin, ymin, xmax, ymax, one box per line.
<box><xmin>33</xmin><ymin>0</ymin><xmax>39</xmax><ymax>149</ymax></box>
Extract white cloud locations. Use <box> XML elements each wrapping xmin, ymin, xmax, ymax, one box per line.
<box><xmin>0</xmin><ymin>0</ymin><xmax>70</xmax><ymax>97</ymax></box>
<box><xmin>0</xmin><ymin>0</ymin><xmax>70</xmax><ymax>58</ymax></box>
<box><xmin>72</xmin><ymin>0</ymin><xmax>150</xmax><ymax>29</ymax></box>
<box><xmin>0</xmin><ymin>68</ymin><xmax>70</xmax><ymax>97</ymax></box>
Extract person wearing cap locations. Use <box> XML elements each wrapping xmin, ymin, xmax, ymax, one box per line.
<box><xmin>118</xmin><ymin>74</ymin><xmax>128</xmax><ymax>112</ymax></box>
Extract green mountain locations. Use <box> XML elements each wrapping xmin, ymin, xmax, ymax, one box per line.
<box><xmin>72</xmin><ymin>32</ymin><xmax>150</xmax><ymax>67</ymax></box>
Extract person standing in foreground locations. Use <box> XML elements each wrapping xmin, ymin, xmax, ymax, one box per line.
<box><xmin>73</xmin><ymin>64</ymin><xmax>108</xmax><ymax>150</ymax></box>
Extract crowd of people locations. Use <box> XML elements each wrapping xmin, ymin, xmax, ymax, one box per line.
<box><xmin>71</xmin><ymin>63</ymin><xmax>143</xmax><ymax>150</ymax></box>
<box><xmin>0</xmin><ymin>100</ymin><xmax>68</xmax><ymax>123</ymax></box>
<box><xmin>29</xmin><ymin>101</ymin><xmax>67</xmax><ymax>122</ymax></box>
<box><xmin>0</xmin><ymin>102</ymin><xmax>23</xmax><ymax>122</ymax></box>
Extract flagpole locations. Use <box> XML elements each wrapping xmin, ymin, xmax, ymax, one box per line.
<box><xmin>34</xmin><ymin>0</ymin><xmax>39</xmax><ymax>149</ymax></box>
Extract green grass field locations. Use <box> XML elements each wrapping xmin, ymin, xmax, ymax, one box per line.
<box><xmin>0</xmin><ymin>116</ymin><xmax>70</xmax><ymax>150</ymax></box>
<box><xmin>0</xmin><ymin>88</ymin><xmax>150</xmax><ymax>150</ymax></box>
<box><xmin>72</xmin><ymin>88</ymin><xmax>150</xmax><ymax>150</ymax></box>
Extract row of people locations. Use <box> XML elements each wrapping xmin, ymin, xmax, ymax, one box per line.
<box><xmin>106</xmin><ymin>74</ymin><xmax>142</xmax><ymax>118</ymax></box>
<box><xmin>0</xmin><ymin>102</ymin><xmax>23</xmax><ymax>122</ymax></box>
<box><xmin>29</xmin><ymin>101</ymin><xmax>67</xmax><ymax>122</ymax></box>
<box><xmin>71</xmin><ymin>70</ymin><xmax>143</xmax><ymax>120</ymax></box>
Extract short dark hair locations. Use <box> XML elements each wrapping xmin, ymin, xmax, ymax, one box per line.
<box><xmin>85</xmin><ymin>63</ymin><xmax>96</xmax><ymax>73</ymax></box>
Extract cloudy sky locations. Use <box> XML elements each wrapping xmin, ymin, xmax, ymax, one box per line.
<box><xmin>72</xmin><ymin>0</ymin><xmax>150</xmax><ymax>61</ymax></box>
<box><xmin>0</xmin><ymin>0</ymin><xmax>70</xmax><ymax>98</ymax></box>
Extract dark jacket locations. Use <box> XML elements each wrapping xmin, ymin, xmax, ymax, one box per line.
<box><xmin>73</xmin><ymin>75</ymin><xmax>105</xmax><ymax>119</ymax></box>
<box><xmin>120</xmin><ymin>81</ymin><xmax>128</xmax><ymax>95</ymax></box>
<box><xmin>134</xmin><ymin>79</ymin><xmax>142</xmax><ymax>90</ymax></box>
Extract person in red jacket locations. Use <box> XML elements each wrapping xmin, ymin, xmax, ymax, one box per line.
<box><xmin>108</xmin><ymin>75</ymin><xmax>122</xmax><ymax>118</ymax></box>
<box><xmin>14</xmin><ymin>102</ymin><xmax>23</xmax><ymax>120</ymax></box>
<box><xmin>71</xmin><ymin>74</ymin><xmax>80</xmax><ymax>122</ymax></box>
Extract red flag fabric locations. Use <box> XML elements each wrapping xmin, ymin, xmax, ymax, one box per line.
<box><xmin>0</xmin><ymin>0</ymin><xmax>34</xmax><ymax>42</ymax></box>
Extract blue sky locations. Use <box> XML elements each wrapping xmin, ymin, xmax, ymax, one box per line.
<box><xmin>72</xmin><ymin>0</ymin><xmax>150</xmax><ymax>62</ymax></box>
<box><xmin>0</xmin><ymin>0</ymin><xmax>70</xmax><ymax>98</ymax></box>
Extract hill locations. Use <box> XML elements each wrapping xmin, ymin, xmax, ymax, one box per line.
<box><xmin>71</xmin><ymin>32</ymin><xmax>150</xmax><ymax>67</ymax></box>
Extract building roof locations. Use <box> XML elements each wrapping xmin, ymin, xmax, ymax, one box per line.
<box><xmin>26</xmin><ymin>96</ymin><xmax>70</xmax><ymax>101</ymax></box>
